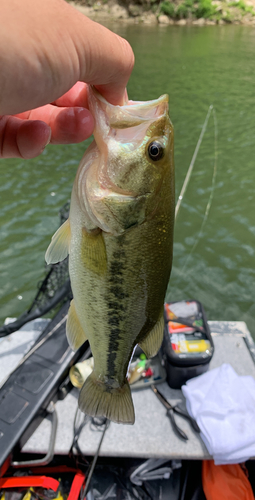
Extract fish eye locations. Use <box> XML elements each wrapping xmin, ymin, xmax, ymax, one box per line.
<box><xmin>148</xmin><ymin>141</ymin><xmax>164</xmax><ymax>161</ymax></box>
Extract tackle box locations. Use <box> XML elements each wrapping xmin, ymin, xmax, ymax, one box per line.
<box><xmin>161</xmin><ymin>300</ymin><xmax>214</xmax><ymax>389</ymax></box>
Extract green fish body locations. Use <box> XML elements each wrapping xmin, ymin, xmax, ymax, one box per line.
<box><xmin>46</xmin><ymin>87</ymin><xmax>175</xmax><ymax>424</ymax></box>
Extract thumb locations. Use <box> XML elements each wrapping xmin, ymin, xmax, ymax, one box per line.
<box><xmin>70</xmin><ymin>16</ymin><xmax>135</xmax><ymax>105</ymax></box>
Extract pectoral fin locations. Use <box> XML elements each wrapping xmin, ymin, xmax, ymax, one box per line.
<box><xmin>45</xmin><ymin>219</ymin><xmax>70</xmax><ymax>264</ymax></box>
<box><xmin>66</xmin><ymin>300</ymin><xmax>87</xmax><ymax>350</ymax></box>
<box><xmin>81</xmin><ymin>228</ymin><xmax>107</xmax><ymax>275</ymax></box>
<box><xmin>139</xmin><ymin>312</ymin><xmax>164</xmax><ymax>358</ymax></box>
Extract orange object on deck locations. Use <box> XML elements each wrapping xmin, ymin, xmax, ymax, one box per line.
<box><xmin>202</xmin><ymin>460</ymin><xmax>254</xmax><ymax>500</ymax></box>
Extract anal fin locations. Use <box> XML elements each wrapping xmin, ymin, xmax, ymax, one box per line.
<box><xmin>66</xmin><ymin>300</ymin><xmax>87</xmax><ymax>351</ymax></box>
<box><xmin>139</xmin><ymin>311</ymin><xmax>164</xmax><ymax>358</ymax></box>
<box><xmin>45</xmin><ymin>219</ymin><xmax>71</xmax><ymax>264</ymax></box>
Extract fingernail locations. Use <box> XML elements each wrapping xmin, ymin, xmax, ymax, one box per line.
<box><xmin>123</xmin><ymin>88</ymin><xmax>129</xmax><ymax>105</ymax></box>
<box><xmin>39</xmin><ymin>128</ymin><xmax>51</xmax><ymax>154</ymax></box>
<box><xmin>45</xmin><ymin>128</ymin><xmax>51</xmax><ymax>146</ymax></box>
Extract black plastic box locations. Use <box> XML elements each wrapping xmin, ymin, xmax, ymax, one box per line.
<box><xmin>161</xmin><ymin>300</ymin><xmax>214</xmax><ymax>389</ymax></box>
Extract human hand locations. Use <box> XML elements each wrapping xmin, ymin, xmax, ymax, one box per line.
<box><xmin>0</xmin><ymin>82</ymin><xmax>95</xmax><ymax>159</ymax></box>
<box><xmin>0</xmin><ymin>0</ymin><xmax>134</xmax><ymax>159</ymax></box>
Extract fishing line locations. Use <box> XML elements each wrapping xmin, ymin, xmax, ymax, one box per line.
<box><xmin>175</xmin><ymin>104</ymin><xmax>214</xmax><ymax>220</ymax></box>
<box><xmin>174</xmin><ymin>105</ymin><xmax>218</xmax><ymax>276</ymax></box>
<box><xmin>69</xmin><ymin>406</ymin><xmax>90</xmax><ymax>461</ymax></box>
<box><xmin>81</xmin><ymin>417</ymin><xmax>110</xmax><ymax>498</ymax></box>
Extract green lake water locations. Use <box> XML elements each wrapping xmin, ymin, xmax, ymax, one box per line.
<box><xmin>1</xmin><ymin>24</ymin><xmax>255</xmax><ymax>336</ymax></box>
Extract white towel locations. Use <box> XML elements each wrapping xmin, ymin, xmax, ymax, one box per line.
<box><xmin>182</xmin><ymin>363</ymin><xmax>255</xmax><ymax>464</ymax></box>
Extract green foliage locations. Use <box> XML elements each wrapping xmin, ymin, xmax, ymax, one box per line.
<box><xmin>195</xmin><ymin>0</ymin><xmax>216</xmax><ymax>18</ymax></box>
<box><xmin>159</xmin><ymin>0</ymin><xmax>217</xmax><ymax>20</ymax></box>
<box><xmin>165</xmin><ymin>0</ymin><xmax>217</xmax><ymax>20</ymax></box>
<box><xmin>160</xmin><ymin>1</ymin><xmax>175</xmax><ymax>16</ymax></box>
<box><xmin>173</xmin><ymin>0</ymin><xmax>194</xmax><ymax>18</ymax></box>
<box><xmin>222</xmin><ymin>9</ymin><xmax>234</xmax><ymax>21</ymax></box>
<box><xmin>175</xmin><ymin>2</ymin><xmax>190</xmax><ymax>18</ymax></box>
<box><xmin>229</xmin><ymin>0</ymin><xmax>255</xmax><ymax>14</ymax></box>
<box><xmin>70</xmin><ymin>0</ymin><xmax>255</xmax><ymax>20</ymax></box>
<box><xmin>238</xmin><ymin>0</ymin><xmax>247</xmax><ymax>9</ymax></box>
<box><xmin>237</xmin><ymin>0</ymin><xmax>253</xmax><ymax>11</ymax></box>
<box><xmin>152</xmin><ymin>3</ymin><xmax>159</xmax><ymax>12</ymax></box>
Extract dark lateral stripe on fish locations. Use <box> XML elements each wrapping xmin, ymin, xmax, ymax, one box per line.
<box><xmin>106</xmin><ymin>251</ymin><xmax>128</xmax><ymax>380</ymax></box>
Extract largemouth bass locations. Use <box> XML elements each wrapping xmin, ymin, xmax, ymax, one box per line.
<box><xmin>46</xmin><ymin>86</ymin><xmax>174</xmax><ymax>424</ymax></box>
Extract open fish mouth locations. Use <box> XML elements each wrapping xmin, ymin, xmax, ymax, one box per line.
<box><xmin>89</xmin><ymin>86</ymin><xmax>169</xmax><ymax>142</ymax></box>
<box><xmin>107</xmin><ymin>94</ymin><xmax>169</xmax><ymax>129</ymax></box>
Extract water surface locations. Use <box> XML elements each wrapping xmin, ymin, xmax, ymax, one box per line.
<box><xmin>1</xmin><ymin>25</ymin><xmax>255</xmax><ymax>335</ymax></box>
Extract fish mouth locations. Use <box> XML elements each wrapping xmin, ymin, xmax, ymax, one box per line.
<box><xmin>87</xmin><ymin>88</ymin><xmax>170</xmax><ymax>199</ymax></box>
<box><xmin>109</xmin><ymin>95</ymin><xmax>169</xmax><ymax>129</ymax></box>
<box><xmin>90</xmin><ymin>86</ymin><xmax>169</xmax><ymax>130</ymax></box>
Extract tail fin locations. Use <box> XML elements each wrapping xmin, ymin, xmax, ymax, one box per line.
<box><xmin>78</xmin><ymin>374</ymin><xmax>135</xmax><ymax>425</ymax></box>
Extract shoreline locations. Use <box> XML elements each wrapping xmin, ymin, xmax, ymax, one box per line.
<box><xmin>69</xmin><ymin>0</ymin><xmax>255</xmax><ymax>26</ymax></box>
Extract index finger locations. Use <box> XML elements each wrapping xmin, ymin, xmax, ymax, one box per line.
<box><xmin>52</xmin><ymin>82</ymin><xmax>89</xmax><ymax>108</ymax></box>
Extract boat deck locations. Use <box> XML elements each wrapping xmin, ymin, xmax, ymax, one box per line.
<box><xmin>6</xmin><ymin>320</ymin><xmax>252</xmax><ymax>461</ymax></box>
